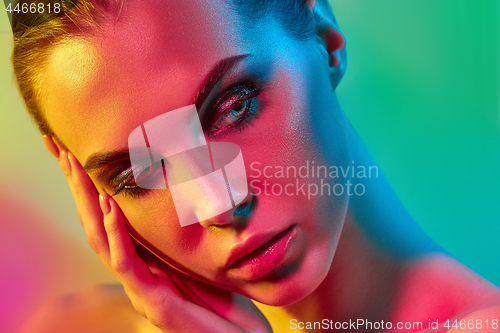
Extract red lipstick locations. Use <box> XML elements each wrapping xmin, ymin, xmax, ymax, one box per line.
<box><xmin>226</xmin><ymin>226</ymin><xmax>299</xmax><ymax>280</ymax></box>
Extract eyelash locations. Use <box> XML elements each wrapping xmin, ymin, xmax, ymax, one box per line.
<box><xmin>113</xmin><ymin>82</ymin><xmax>261</xmax><ymax>198</ymax></box>
<box><xmin>113</xmin><ymin>183</ymin><xmax>150</xmax><ymax>198</ymax></box>
<box><xmin>207</xmin><ymin>82</ymin><xmax>261</xmax><ymax>137</ymax></box>
<box><xmin>111</xmin><ymin>167</ymin><xmax>153</xmax><ymax>198</ymax></box>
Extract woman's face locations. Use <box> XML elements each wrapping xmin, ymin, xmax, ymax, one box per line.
<box><xmin>41</xmin><ymin>0</ymin><xmax>350</xmax><ymax>305</ymax></box>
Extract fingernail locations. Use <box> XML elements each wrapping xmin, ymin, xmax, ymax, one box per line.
<box><xmin>60</xmin><ymin>150</ymin><xmax>72</xmax><ymax>176</ymax></box>
<box><xmin>67</xmin><ymin>152</ymin><xmax>78</xmax><ymax>171</ymax></box>
<box><xmin>42</xmin><ymin>135</ymin><xmax>60</xmax><ymax>158</ymax></box>
<box><xmin>99</xmin><ymin>193</ymin><xmax>111</xmax><ymax>215</ymax></box>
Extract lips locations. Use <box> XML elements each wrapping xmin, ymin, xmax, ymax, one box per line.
<box><xmin>225</xmin><ymin>226</ymin><xmax>299</xmax><ymax>280</ymax></box>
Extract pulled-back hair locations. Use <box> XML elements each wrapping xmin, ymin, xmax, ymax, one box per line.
<box><xmin>11</xmin><ymin>0</ymin><xmax>315</xmax><ymax>135</ymax></box>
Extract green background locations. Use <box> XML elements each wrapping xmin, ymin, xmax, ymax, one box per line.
<box><xmin>331</xmin><ymin>0</ymin><xmax>500</xmax><ymax>286</ymax></box>
<box><xmin>0</xmin><ymin>1</ymin><xmax>498</xmax><ymax>332</ymax></box>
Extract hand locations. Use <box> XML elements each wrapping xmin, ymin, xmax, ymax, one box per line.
<box><xmin>43</xmin><ymin>135</ymin><xmax>272</xmax><ymax>333</ymax></box>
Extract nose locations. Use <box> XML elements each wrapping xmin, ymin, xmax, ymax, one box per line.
<box><xmin>198</xmin><ymin>187</ymin><xmax>256</xmax><ymax>229</ymax></box>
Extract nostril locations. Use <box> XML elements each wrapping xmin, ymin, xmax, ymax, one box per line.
<box><xmin>234</xmin><ymin>201</ymin><xmax>251</xmax><ymax>218</ymax></box>
<box><xmin>233</xmin><ymin>195</ymin><xmax>256</xmax><ymax>218</ymax></box>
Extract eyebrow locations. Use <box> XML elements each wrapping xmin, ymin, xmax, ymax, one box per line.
<box><xmin>194</xmin><ymin>53</ymin><xmax>249</xmax><ymax>110</ymax></box>
<box><xmin>84</xmin><ymin>149</ymin><xmax>130</xmax><ymax>175</ymax></box>
<box><xmin>84</xmin><ymin>54</ymin><xmax>249</xmax><ymax>175</ymax></box>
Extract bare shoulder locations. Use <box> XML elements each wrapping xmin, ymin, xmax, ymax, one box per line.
<box><xmin>18</xmin><ymin>284</ymin><xmax>162</xmax><ymax>333</ymax></box>
<box><xmin>404</xmin><ymin>253</ymin><xmax>500</xmax><ymax>301</ymax></box>
<box><xmin>391</xmin><ymin>253</ymin><xmax>500</xmax><ymax>328</ymax></box>
<box><xmin>445</xmin><ymin>305</ymin><xmax>500</xmax><ymax>332</ymax></box>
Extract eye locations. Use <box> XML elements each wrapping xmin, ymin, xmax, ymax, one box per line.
<box><xmin>213</xmin><ymin>99</ymin><xmax>253</xmax><ymax>131</ymax></box>
<box><xmin>209</xmin><ymin>84</ymin><xmax>259</xmax><ymax>137</ymax></box>
<box><xmin>112</xmin><ymin>162</ymin><xmax>162</xmax><ymax>198</ymax></box>
<box><xmin>112</xmin><ymin>172</ymin><xmax>147</xmax><ymax>198</ymax></box>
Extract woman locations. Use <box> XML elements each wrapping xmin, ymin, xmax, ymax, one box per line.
<box><xmin>12</xmin><ymin>0</ymin><xmax>500</xmax><ymax>332</ymax></box>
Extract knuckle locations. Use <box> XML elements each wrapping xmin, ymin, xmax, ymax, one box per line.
<box><xmin>104</xmin><ymin>220</ymin><xmax>120</xmax><ymax>238</ymax></box>
<box><xmin>112</xmin><ymin>257</ymin><xmax>132</xmax><ymax>274</ymax></box>
<box><xmin>129</xmin><ymin>299</ymin><xmax>146</xmax><ymax>318</ymax></box>
<box><xmin>86</xmin><ymin>237</ymin><xmax>98</xmax><ymax>250</ymax></box>
<box><xmin>84</xmin><ymin>232</ymin><xmax>99</xmax><ymax>249</ymax></box>
<box><xmin>71</xmin><ymin>181</ymin><xmax>84</xmax><ymax>197</ymax></box>
<box><xmin>77</xmin><ymin>211</ymin><xmax>86</xmax><ymax>227</ymax></box>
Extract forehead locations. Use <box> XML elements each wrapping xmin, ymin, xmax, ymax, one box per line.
<box><xmin>42</xmin><ymin>0</ymin><xmax>251</xmax><ymax>161</ymax></box>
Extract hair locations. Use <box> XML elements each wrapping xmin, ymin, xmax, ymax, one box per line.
<box><xmin>11</xmin><ymin>0</ymin><xmax>315</xmax><ymax>136</ymax></box>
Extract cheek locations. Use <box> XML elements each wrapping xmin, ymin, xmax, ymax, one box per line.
<box><xmin>115</xmin><ymin>193</ymin><xmax>204</xmax><ymax>262</ymax></box>
<box><xmin>237</xmin><ymin>58</ymin><xmax>348</xmax><ymax>263</ymax></box>
<box><xmin>113</xmin><ymin>192</ymin><xmax>228</xmax><ymax>282</ymax></box>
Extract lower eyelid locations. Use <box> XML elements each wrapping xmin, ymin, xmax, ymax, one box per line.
<box><xmin>211</xmin><ymin>96</ymin><xmax>259</xmax><ymax>137</ymax></box>
<box><xmin>117</xmin><ymin>187</ymin><xmax>152</xmax><ymax>199</ymax></box>
<box><xmin>117</xmin><ymin>162</ymin><xmax>169</xmax><ymax>197</ymax></box>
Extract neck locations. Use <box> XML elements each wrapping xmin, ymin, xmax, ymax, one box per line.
<box><xmin>283</xmin><ymin>217</ymin><xmax>401</xmax><ymax>326</ymax></box>
<box><xmin>272</xmin><ymin>117</ymin><xmax>441</xmax><ymax>326</ymax></box>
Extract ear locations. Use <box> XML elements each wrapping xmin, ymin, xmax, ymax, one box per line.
<box><xmin>306</xmin><ymin>0</ymin><xmax>347</xmax><ymax>91</ymax></box>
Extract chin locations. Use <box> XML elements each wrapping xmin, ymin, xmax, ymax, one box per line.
<box><xmin>246</xmin><ymin>247</ymin><xmax>333</xmax><ymax>306</ymax></box>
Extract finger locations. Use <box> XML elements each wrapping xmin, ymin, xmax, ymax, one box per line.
<box><xmin>133</xmin><ymin>244</ymin><xmax>170</xmax><ymax>279</ymax></box>
<box><xmin>41</xmin><ymin>135</ymin><xmax>60</xmax><ymax>158</ymax></box>
<box><xmin>66</xmin><ymin>152</ymin><xmax>110</xmax><ymax>261</ymax></box>
<box><xmin>132</xmin><ymin>240</ymin><xmax>187</xmax><ymax>298</ymax></box>
<box><xmin>58</xmin><ymin>150</ymin><xmax>72</xmax><ymax>177</ymax></box>
<box><xmin>102</xmin><ymin>194</ymin><xmax>154</xmax><ymax>286</ymax></box>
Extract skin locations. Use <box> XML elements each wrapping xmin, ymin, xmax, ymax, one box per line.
<box><xmin>28</xmin><ymin>0</ymin><xmax>500</xmax><ymax>332</ymax></box>
<box><xmin>42</xmin><ymin>0</ymin><xmax>348</xmax><ymax>306</ymax></box>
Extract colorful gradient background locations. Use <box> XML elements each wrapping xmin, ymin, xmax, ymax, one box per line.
<box><xmin>0</xmin><ymin>1</ymin><xmax>498</xmax><ymax>332</ymax></box>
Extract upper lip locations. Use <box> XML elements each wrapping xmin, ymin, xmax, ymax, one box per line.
<box><xmin>224</xmin><ymin>226</ymin><xmax>291</xmax><ymax>269</ymax></box>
